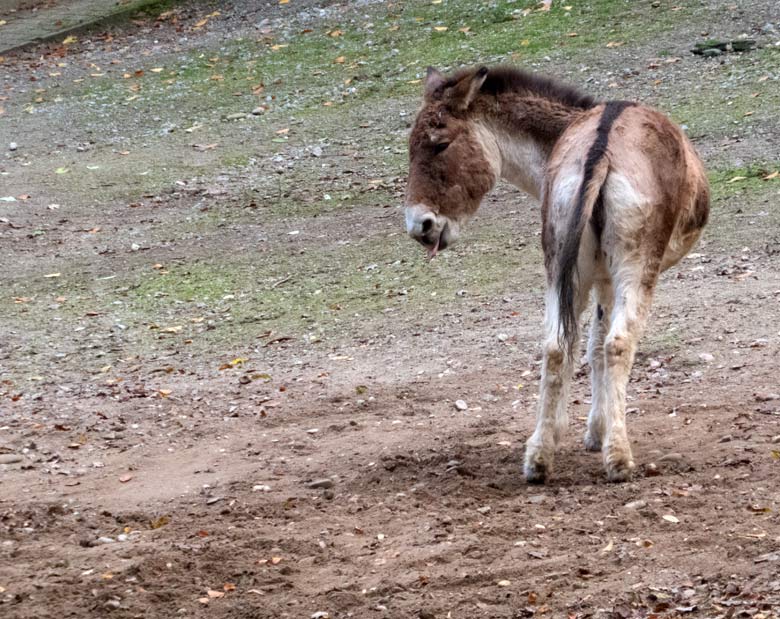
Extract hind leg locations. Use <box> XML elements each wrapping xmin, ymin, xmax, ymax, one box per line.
<box><xmin>525</xmin><ymin>281</ymin><xmax>592</xmax><ymax>483</ymax></box>
<box><xmin>601</xmin><ymin>266</ymin><xmax>657</xmax><ymax>482</ymax></box>
<box><xmin>584</xmin><ymin>279</ymin><xmax>613</xmax><ymax>452</ymax></box>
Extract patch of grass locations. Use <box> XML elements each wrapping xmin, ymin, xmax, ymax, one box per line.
<box><xmin>669</xmin><ymin>47</ymin><xmax>780</xmax><ymax>138</ymax></box>
<box><xmin>113</xmin><ymin>220</ymin><xmax>543</xmax><ymax>351</ymax></box>
<box><xmin>705</xmin><ymin>161</ymin><xmax>780</xmax><ymax>249</ymax></box>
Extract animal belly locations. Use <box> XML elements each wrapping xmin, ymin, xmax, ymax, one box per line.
<box><xmin>660</xmin><ymin>226</ymin><xmax>703</xmax><ymax>272</ymax></box>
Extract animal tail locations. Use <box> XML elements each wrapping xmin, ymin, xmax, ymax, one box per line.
<box><xmin>556</xmin><ymin>100</ymin><xmax>635</xmax><ymax>356</ymax></box>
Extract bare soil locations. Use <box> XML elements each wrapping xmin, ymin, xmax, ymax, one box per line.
<box><xmin>1</xmin><ymin>1</ymin><xmax>780</xmax><ymax>618</ymax></box>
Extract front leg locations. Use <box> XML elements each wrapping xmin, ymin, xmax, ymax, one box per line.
<box><xmin>584</xmin><ymin>287</ymin><xmax>612</xmax><ymax>451</ymax></box>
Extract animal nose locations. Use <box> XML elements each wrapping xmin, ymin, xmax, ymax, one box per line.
<box><xmin>405</xmin><ymin>206</ymin><xmax>437</xmax><ymax>243</ymax></box>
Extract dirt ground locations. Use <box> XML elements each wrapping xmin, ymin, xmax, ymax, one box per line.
<box><xmin>1</xmin><ymin>0</ymin><xmax>780</xmax><ymax>617</ymax></box>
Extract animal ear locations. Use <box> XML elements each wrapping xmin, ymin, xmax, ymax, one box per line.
<box><xmin>424</xmin><ymin>66</ymin><xmax>445</xmax><ymax>97</ymax></box>
<box><xmin>449</xmin><ymin>66</ymin><xmax>488</xmax><ymax>111</ymax></box>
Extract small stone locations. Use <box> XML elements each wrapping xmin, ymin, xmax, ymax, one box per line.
<box><xmin>497</xmin><ymin>579</ymin><xmax>511</xmax><ymax>587</ymax></box>
<box><xmin>624</xmin><ymin>499</ymin><xmax>647</xmax><ymax>510</ymax></box>
<box><xmin>658</xmin><ymin>453</ymin><xmax>683</xmax><ymax>463</ymax></box>
<box><xmin>454</xmin><ymin>399</ymin><xmax>468</xmax><ymax>411</ymax></box>
<box><xmin>130</xmin><ymin>243</ymin><xmax>140</xmax><ymax>252</ymax></box>
<box><xmin>476</xmin><ymin>506</ymin><xmax>491</xmax><ymax>515</ymax></box>
<box><xmin>311</xmin><ymin>612</ymin><xmax>330</xmax><ymax>619</ymax></box>
<box><xmin>702</xmin><ymin>48</ymin><xmax>722</xmax><ymax>57</ymax></box>
<box><xmin>497</xmin><ymin>333</ymin><xmax>509</xmax><ymax>342</ymax></box>
<box><xmin>97</xmin><ymin>537</ymin><xmax>115</xmax><ymax>544</ymax></box>
<box><xmin>527</xmin><ymin>494</ymin><xmax>547</xmax><ymax>504</ymax></box>
<box><xmin>251</xmin><ymin>107</ymin><xmax>266</xmax><ymax>115</ymax></box>
<box><xmin>252</xmin><ymin>484</ymin><xmax>272</xmax><ymax>492</ymax></box>
<box><xmin>206</xmin><ymin>497</ymin><xmax>223</xmax><ymax>505</ymax></box>
<box><xmin>310</xmin><ymin>146</ymin><xmax>323</xmax><ymax>157</ymax></box>
<box><xmin>9</xmin><ymin>142</ymin><xmax>18</xmax><ymax>151</ymax></box>
<box><xmin>306</xmin><ymin>478</ymin><xmax>333</xmax><ymax>489</ymax></box>
<box><xmin>0</xmin><ymin>454</ymin><xmax>23</xmax><ymax>464</ymax></box>
<box><xmin>117</xmin><ymin>534</ymin><xmax>129</xmax><ymax>542</ymax></box>
<box><xmin>104</xmin><ymin>599</ymin><xmax>121</xmax><ymax>610</ymax></box>
<box><xmin>698</xmin><ymin>353</ymin><xmax>714</xmax><ymax>363</ymax></box>
<box><xmin>771</xmin><ymin>435</ymin><xmax>780</xmax><ymax>444</ymax></box>
<box><xmin>719</xmin><ymin>435</ymin><xmax>733</xmax><ymax>443</ymax></box>
<box><xmin>645</xmin><ymin>463</ymin><xmax>661</xmax><ymax>477</ymax></box>
<box><xmin>225</xmin><ymin>112</ymin><xmax>247</xmax><ymax>120</ymax></box>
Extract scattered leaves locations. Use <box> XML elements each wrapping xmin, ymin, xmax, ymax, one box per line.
<box><xmin>150</xmin><ymin>515</ymin><xmax>170</xmax><ymax>529</ymax></box>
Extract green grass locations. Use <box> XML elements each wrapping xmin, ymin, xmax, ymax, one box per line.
<box><xmin>117</xmin><ymin>223</ymin><xmax>543</xmax><ymax>349</ymax></box>
<box><xmin>669</xmin><ymin>47</ymin><xmax>780</xmax><ymax>138</ymax></box>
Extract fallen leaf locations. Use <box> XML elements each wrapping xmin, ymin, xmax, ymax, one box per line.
<box><xmin>662</xmin><ymin>514</ymin><xmax>680</xmax><ymax>523</ymax></box>
<box><xmin>207</xmin><ymin>589</ymin><xmax>224</xmax><ymax>598</ymax></box>
<box><xmin>334</xmin><ymin>56</ymin><xmax>346</xmax><ymax>64</ymax></box>
<box><xmin>328</xmin><ymin>29</ymin><xmax>343</xmax><ymax>37</ymax></box>
<box><xmin>771</xmin><ymin>450</ymin><xmax>780</xmax><ymax>461</ymax></box>
<box><xmin>62</xmin><ymin>35</ymin><xmax>77</xmax><ymax>45</ymax></box>
<box><xmin>726</xmin><ymin>176</ymin><xmax>747</xmax><ymax>183</ymax></box>
<box><xmin>44</xmin><ymin>272</ymin><xmax>61</xmax><ymax>278</ymax></box>
<box><xmin>606</xmin><ymin>41</ymin><xmax>624</xmax><ymax>48</ymax></box>
<box><xmin>150</xmin><ymin>67</ymin><xmax>164</xmax><ymax>73</ymax></box>
<box><xmin>55</xmin><ymin>167</ymin><xmax>69</xmax><ymax>174</ymax></box>
<box><xmin>434</xmin><ymin>26</ymin><xmax>448</xmax><ymax>31</ymax></box>
<box><xmin>150</xmin><ymin>515</ymin><xmax>170</xmax><ymax>529</ymax></box>
<box><xmin>271</xmin><ymin>556</ymin><xmax>283</xmax><ymax>564</ymax></box>
<box><xmin>497</xmin><ymin>580</ymin><xmax>511</xmax><ymax>587</ymax></box>
<box><xmin>119</xmin><ymin>474</ymin><xmax>133</xmax><ymax>483</ymax></box>
<box><xmin>223</xmin><ymin>583</ymin><xmax>236</xmax><ymax>591</ymax></box>
<box><xmin>763</xmin><ymin>171</ymin><xmax>779</xmax><ymax>180</ymax></box>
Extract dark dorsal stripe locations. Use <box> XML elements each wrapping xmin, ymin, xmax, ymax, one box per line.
<box><xmin>558</xmin><ymin>100</ymin><xmax>636</xmax><ymax>351</ymax></box>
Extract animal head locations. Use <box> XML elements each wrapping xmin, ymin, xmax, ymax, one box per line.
<box><xmin>405</xmin><ymin>66</ymin><xmax>499</xmax><ymax>258</ymax></box>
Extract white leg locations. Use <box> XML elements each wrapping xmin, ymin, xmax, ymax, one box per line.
<box><xmin>601</xmin><ymin>275</ymin><xmax>654</xmax><ymax>482</ymax></box>
<box><xmin>584</xmin><ymin>280</ymin><xmax>613</xmax><ymax>451</ymax></box>
<box><xmin>525</xmin><ymin>282</ymin><xmax>590</xmax><ymax>483</ymax></box>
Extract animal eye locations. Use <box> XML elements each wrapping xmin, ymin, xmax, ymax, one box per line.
<box><xmin>434</xmin><ymin>142</ymin><xmax>450</xmax><ymax>155</ymax></box>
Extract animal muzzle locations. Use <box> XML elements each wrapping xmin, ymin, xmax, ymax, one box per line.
<box><xmin>405</xmin><ymin>204</ymin><xmax>453</xmax><ymax>258</ymax></box>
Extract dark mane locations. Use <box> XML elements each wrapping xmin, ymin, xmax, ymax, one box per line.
<box><xmin>445</xmin><ymin>65</ymin><xmax>598</xmax><ymax>110</ymax></box>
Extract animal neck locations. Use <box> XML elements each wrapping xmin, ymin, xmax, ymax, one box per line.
<box><xmin>475</xmin><ymin>94</ymin><xmax>586</xmax><ymax>200</ymax></box>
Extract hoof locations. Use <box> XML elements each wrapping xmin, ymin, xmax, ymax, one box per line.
<box><xmin>583</xmin><ymin>430</ymin><xmax>602</xmax><ymax>452</ymax></box>
<box><xmin>605</xmin><ymin>455</ymin><xmax>635</xmax><ymax>483</ymax></box>
<box><xmin>524</xmin><ymin>447</ymin><xmax>552</xmax><ymax>484</ymax></box>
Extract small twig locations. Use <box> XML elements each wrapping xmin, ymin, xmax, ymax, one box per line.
<box><xmin>270</xmin><ymin>275</ymin><xmax>292</xmax><ymax>289</ymax></box>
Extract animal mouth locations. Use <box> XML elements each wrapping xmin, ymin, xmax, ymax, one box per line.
<box><xmin>426</xmin><ymin>222</ymin><xmax>450</xmax><ymax>259</ymax></box>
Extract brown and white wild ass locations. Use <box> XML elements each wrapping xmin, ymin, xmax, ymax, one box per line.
<box><xmin>405</xmin><ymin>65</ymin><xmax>709</xmax><ymax>483</ymax></box>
